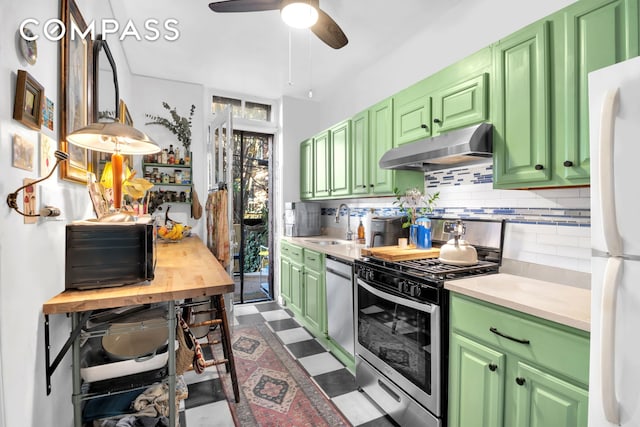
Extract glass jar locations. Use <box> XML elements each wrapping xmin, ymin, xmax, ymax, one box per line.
<box><xmin>152</xmin><ymin>168</ymin><xmax>160</xmax><ymax>183</ymax></box>
<box><xmin>162</xmin><ymin>172</ymin><xmax>170</xmax><ymax>184</ymax></box>
<box><xmin>174</xmin><ymin>169</ymin><xmax>183</xmax><ymax>184</ymax></box>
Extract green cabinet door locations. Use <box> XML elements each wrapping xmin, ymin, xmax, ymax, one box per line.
<box><xmin>303</xmin><ymin>268</ymin><xmax>324</xmax><ymax>335</ymax></box>
<box><xmin>449</xmin><ymin>333</ymin><xmax>506</xmax><ymax>427</ymax></box>
<box><xmin>330</xmin><ymin>120</ymin><xmax>351</xmax><ymax>197</ymax></box>
<box><xmin>300</xmin><ymin>139</ymin><xmax>313</xmax><ymax>199</ymax></box>
<box><xmin>493</xmin><ymin>22</ymin><xmax>552</xmax><ymax>188</ymax></box>
<box><xmin>560</xmin><ymin>0</ymin><xmax>639</xmax><ymax>184</ymax></box>
<box><xmin>369</xmin><ymin>98</ymin><xmax>395</xmax><ymax>195</ymax></box>
<box><xmin>280</xmin><ymin>255</ymin><xmax>291</xmax><ymax>304</ymax></box>
<box><xmin>512</xmin><ymin>362</ymin><xmax>588</xmax><ymax>427</ymax></box>
<box><xmin>351</xmin><ymin>110</ymin><xmax>370</xmax><ymax>195</ymax></box>
<box><xmin>393</xmin><ymin>87</ymin><xmax>432</xmax><ymax>146</ymax></box>
<box><xmin>432</xmin><ymin>73</ymin><xmax>488</xmax><ymax>134</ymax></box>
<box><xmin>313</xmin><ymin>130</ymin><xmax>331</xmax><ymax>198</ymax></box>
<box><xmin>289</xmin><ymin>261</ymin><xmax>304</xmax><ymax>317</ymax></box>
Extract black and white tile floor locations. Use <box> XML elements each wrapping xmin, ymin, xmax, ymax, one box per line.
<box><xmin>179</xmin><ymin>301</ymin><xmax>398</xmax><ymax>427</ymax></box>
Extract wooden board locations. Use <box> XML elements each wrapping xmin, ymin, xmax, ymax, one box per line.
<box><xmin>361</xmin><ymin>245</ymin><xmax>440</xmax><ymax>261</ymax></box>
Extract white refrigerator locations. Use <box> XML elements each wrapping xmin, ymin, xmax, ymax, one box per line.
<box><xmin>588</xmin><ymin>56</ymin><xmax>640</xmax><ymax>427</ymax></box>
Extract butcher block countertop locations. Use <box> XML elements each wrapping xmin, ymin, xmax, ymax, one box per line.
<box><xmin>43</xmin><ymin>236</ymin><xmax>234</xmax><ymax>315</ymax></box>
<box><xmin>445</xmin><ymin>273</ymin><xmax>591</xmax><ymax>332</ymax></box>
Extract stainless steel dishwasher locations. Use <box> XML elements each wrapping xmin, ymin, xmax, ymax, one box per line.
<box><xmin>325</xmin><ymin>256</ymin><xmax>355</xmax><ymax>357</ymax></box>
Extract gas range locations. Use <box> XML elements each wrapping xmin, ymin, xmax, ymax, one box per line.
<box><xmin>354</xmin><ymin>217</ymin><xmax>505</xmax><ymax>305</ymax></box>
<box><xmin>354</xmin><ymin>217</ymin><xmax>505</xmax><ymax>427</ymax></box>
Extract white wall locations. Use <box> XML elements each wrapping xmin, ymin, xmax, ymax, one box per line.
<box><xmin>1</xmin><ymin>1</ymin><xmax>97</xmax><ymax>425</ymax></box>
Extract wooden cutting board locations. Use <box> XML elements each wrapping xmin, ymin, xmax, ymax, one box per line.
<box><xmin>361</xmin><ymin>245</ymin><xmax>440</xmax><ymax>261</ymax></box>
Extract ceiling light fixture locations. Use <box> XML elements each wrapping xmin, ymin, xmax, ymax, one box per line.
<box><xmin>281</xmin><ymin>0</ymin><xmax>319</xmax><ymax>29</ymax></box>
<box><xmin>66</xmin><ymin>122</ymin><xmax>160</xmax><ymax>211</ymax></box>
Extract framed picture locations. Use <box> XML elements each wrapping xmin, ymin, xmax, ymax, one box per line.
<box><xmin>40</xmin><ymin>133</ymin><xmax>56</xmax><ymax>177</ymax></box>
<box><xmin>59</xmin><ymin>0</ymin><xmax>93</xmax><ymax>184</ymax></box>
<box><xmin>13</xmin><ymin>134</ymin><xmax>35</xmax><ymax>171</ymax></box>
<box><xmin>13</xmin><ymin>70</ymin><xmax>44</xmax><ymax>131</ymax></box>
<box><xmin>119</xmin><ymin>99</ymin><xmax>133</xmax><ymax>126</ymax></box>
<box><xmin>42</xmin><ymin>97</ymin><xmax>54</xmax><ymax>131</ymax></box>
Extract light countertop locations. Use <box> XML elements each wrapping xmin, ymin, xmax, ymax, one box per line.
<box><xmin>445</xmin><ymin>273</ymin><xmax>590</xmax><ymax>332</ymax></box>
<box><xmin>282</xmin><ymin>235</ymin><xmax>365</xmax><ymax>262</ymax></box>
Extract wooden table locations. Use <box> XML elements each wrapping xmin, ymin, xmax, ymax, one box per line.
<box><xmin>42</xmin><ymin>236</ymin><xmax>234</xmax><ymax>427</ymax></box>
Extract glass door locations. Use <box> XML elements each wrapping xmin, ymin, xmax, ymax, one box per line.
<box><xmin>232</xmin><ymin>131</ymin><xmax>273</xmax><ymax>303</ymax></box>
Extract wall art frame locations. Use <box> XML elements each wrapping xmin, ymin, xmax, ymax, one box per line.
<box><xmin>13</xmin><ymin>69</ymin><xmax>44</xmax><ymax>131</ymax></box>
<box><xmin>59</xmin><ymin>0</ymin><xmax>93</xmax><ymax>184</ymax></box>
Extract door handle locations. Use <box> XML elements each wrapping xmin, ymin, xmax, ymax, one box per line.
<box><xmin>489</xmin><ymin>327</ymin><xmax>530</xmax><ymax>345</ymax></box>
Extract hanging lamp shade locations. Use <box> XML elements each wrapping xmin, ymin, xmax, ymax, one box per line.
<box><xmin>67</xmin><ymin>122</ymin><xmax>160</xmax><ymax>210</ymax></box>
<box><xmin>66</xmin><ymin>122</ymin><xmax>160</xmax><ymax>155</ymax></box>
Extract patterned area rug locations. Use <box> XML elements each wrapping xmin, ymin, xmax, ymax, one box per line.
<box><xmin>213</xmin><ymin>323</ymin><xmax>350</xmax><ymax>426</ymax></box>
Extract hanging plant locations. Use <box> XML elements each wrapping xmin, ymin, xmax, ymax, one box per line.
<box><xmin>145</xmin><ymin>102</ymin><xmax>196</xmax><ymax>153</ymax></box>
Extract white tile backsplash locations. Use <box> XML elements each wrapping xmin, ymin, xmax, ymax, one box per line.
<box><xmin>317</xmin><ymin>164</ymin><xmax>592</xmax><ymax>279</ymax></box>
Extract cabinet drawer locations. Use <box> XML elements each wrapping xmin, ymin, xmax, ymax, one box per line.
<box><xmin>304</xmin><ymin>249</ymin><xmax>323</xmax><ymax>272</ymax></box>
<box><xmin>450</xmin><ymin>294</ymin><xmax>590</xmax><ymax>385</ymax></box>
<box><xmin>281</xmin><ymin>241</ymin><xmax>303</xmax><ymax>263</ymax></box>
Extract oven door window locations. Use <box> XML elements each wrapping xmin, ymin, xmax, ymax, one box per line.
<box><xmin>357</xmin><ymin>281</ymin><xmax>434</xmax><ymax>394</ymax></box>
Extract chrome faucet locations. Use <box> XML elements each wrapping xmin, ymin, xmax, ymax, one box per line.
<box><xmin>335</xmin><ymin>203</ymin><xmax>353</xmax><ymax>240</ymax></box>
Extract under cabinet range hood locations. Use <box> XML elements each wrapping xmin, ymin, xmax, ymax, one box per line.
<box><xmin>379</xmin><ymin>122</ymin><xmax>493</xmax><ymax>172</ymax></box>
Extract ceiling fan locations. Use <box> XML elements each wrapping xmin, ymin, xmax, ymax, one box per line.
<box><xmin>208</xmin><ymin>0</ymin><xmax>348</xmax><ymax>49</ymax></box>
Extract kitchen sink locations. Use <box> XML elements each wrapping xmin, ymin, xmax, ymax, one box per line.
<box><xmin>305</xmin><ymin>239</ymin><xmax>345</xmax><ymax>246</ymax></box>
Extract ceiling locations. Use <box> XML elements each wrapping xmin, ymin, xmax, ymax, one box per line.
<box><xmin>105</xmin><ymin>0</ymin><xmax>460</xmax><ymax>102</ymax></box>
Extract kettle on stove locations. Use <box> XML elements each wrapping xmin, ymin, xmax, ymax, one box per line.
<box><xmin>438</xmin><ymin>220</ymin><xmax>478</xmax><ymax>266</ymax></box>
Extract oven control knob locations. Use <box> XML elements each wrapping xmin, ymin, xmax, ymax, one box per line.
<box><xmin>365</xmin><ymin>269</ymin><xmax>375</xmax><ymax>282</ymax></box>
<box><xmin>410</xmin><ymin>285</ymin><xmax>422</xmax><ymax>297</ymax></box>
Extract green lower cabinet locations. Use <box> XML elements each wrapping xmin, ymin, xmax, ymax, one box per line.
<box><xmin>289</xmin><ymin>262</ymin><xmax>304</xmax><ymax>317</ymax></box>
<box><xmin>449</xmin><ymin>293</ymin><xmax>589</xmax><ymax>427</ymax></box>
<box><xmin>449</xmin><ymin>333</ymin><xmax>505</xmax><ymax>427</ymax></box>
<box><xmin>511</xmin><ymin>362</ymin><xmax>588</xmax><ymax>427</ymax></box>
<box><xmin>303</xmin><ymin>267</ymin><xmax>325</xmax><ymax>335</ymax></box>
<box><xmin>280</xmin><ymin>256</ymin><xmax>291</xmax><ymax>304</ymax></box>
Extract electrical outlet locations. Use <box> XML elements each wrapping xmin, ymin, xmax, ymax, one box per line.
<box><xmin>23</xmin><ymin>178</ymin><xmax>37</xmax><ymax>224</ymax></box>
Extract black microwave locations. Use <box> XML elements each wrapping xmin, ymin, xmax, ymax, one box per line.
<box><xmin>65</xmin><ymin>218</ymin><xmax>156</xmax><ymax>290</ymax></box>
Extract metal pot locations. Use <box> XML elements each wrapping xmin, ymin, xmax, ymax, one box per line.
<box><xmin>438</xmin><ymin>238</ymin><xmax>478</xmax><ymax>266</ymax></box>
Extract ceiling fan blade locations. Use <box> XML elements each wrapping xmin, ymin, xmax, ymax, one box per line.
<box><xmin>311</xmin><ymin>8</ymin><xmax>348</xmax><ymax>49</ymax></box>
<box><xmin>208</xmin><ymin>0</ymin><xmax>281</xmax><ymax>13</ymax></box>
<box><xmin>311</xmin><ymin>9</ymin><xmax>349</xmax><ymax>49</ymax></box>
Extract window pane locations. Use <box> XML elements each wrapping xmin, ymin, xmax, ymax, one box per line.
<box><xmin>245</xmin><ymin>101</ymin><xmax>271</xmax><ymax>121</ymax></box>
<box><xmin>211</xmin><ymin>96</ymin><xmax>242</xmax><ymax>117</ymax></box>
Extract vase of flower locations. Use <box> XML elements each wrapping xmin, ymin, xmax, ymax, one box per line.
<box><xmin>393</xmin><ymin>187</ymin><xmax>440</xmax><ymax>247</ymax></box>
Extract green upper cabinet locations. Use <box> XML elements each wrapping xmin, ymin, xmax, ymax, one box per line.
<box><xmin>369</xmin><ymin>98</ymin><xmax>395</xmax><ymax>195</ymax></box>
<box><xmin>432</xmin><ymin>73</ymin><xmax>488</xmax><ymax>134</ymax></box>
<box><xmin>351</xmin><ymin>109</ymin><xmax>370</xmax><ymax>195</ymax></box>
<box><xmin>300</xmin><ymin>139</ymin><xmax>313</xmax><ymax>200</ymax></box>
<box><xmin>329</xmin><ymin>120</ymin><xmax>351</xmax><ymax>197</ymax></box>
<box><xmin>557</xmin><ymin>0</ymin><xmax>639</xmax><ymax>185</ymax></box>
<box><xmin>492</xmin><ymin>21</ymin><xmax>552</xmax><ymax>188</ymax></box>
<box><xmin>393</xmin><ymin>84</ymin><xmax>432</xmax><ymax>146</ymax></box>
<box><xmin>312</xmin><ymin>130</ymin><xmax>331</xmax><ymax>198</ymax></box>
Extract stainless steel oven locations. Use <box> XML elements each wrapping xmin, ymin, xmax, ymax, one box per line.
<box><xmin>354</xmin><ymin>218</ymin><xmax>505</xmax><ymax>427</ymax></box>
<box><xmin>356</xmin><ymin>276</ymin><xmax>442</xmax><ymax>426</ymax></box>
